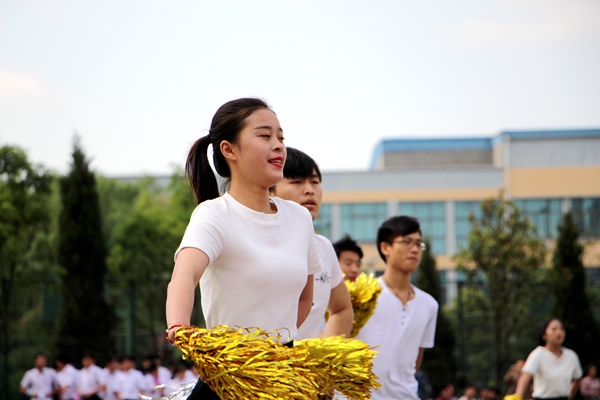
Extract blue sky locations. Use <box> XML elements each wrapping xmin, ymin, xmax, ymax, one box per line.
<box><xmin>1</xmin><ymin>1</ymin><xmax>599</xmax><ymax>176</ymax></box>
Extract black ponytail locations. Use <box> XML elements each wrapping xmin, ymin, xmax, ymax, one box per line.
<box><xmin>186</xmin><ymin>135</ymin><xmax>219</xmax><ymax>205</ymax></box>
<box><xmin>186</xmin><ymin>98</ymin><xmax>272</xmax><ymax>205</ymax></box>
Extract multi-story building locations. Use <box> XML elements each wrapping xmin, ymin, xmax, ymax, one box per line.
<box><xmin>314</xmin><ymin>128</ymin><xmax>600</xmax><ymax>302</ymax></box>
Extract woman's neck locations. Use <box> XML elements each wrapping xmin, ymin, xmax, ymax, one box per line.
<box><xmin>229</xmin><ymin>181</ymin><xmax>272</xmax><ymax>213</ymax></box>
<box><xmin>545</xmin><ymin>342</ymin><xmax>562</xmax><ymax>356</ymax></box>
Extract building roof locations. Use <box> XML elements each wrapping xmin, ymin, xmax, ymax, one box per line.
<box><xmin>370</xmin><ymin>128</ymin><xmax>600</xmax><ymax>169</ymax></box>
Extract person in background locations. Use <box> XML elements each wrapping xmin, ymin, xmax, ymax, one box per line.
<box><xmin>20</xmin><ymin>353</ymin><xmax>58</xmax><ymax>400</ymax></box>
<box><xmin>354</xmin><ymin>216</ymin><xmax>438</xmax><ymax>399</ymax></box>
<box><xmin>512</xmin><ymin>318</ymin><xmax>582</xmax><ymax>400</ymax></box>
<box><xmin>271</xmin><ymin>147</ymin><xmax>353</xmax><ymax>339</ymax></box>
<box><xmin>113</xmin><ymin>355</ymin><xmax>147</xmax><ymax>400</ymax></box>
<box><xmin>504</xmin><ymin>360</ymin><xmax>526</xmax><ymax>396</ymax></box>
<box><xmin>458</xmin><ymin>385</ymin><xmax>479</xmax><ymax>400</ymax></box>
<box><xmin>55</xmin><ymin>354</ymin><xmax>79</xmax><ymax>400</ymax></box>
<box><xmin>102</xmin><ymin>356</ymin><xmax>122</xmax><ymax>400</ymax></box>
<box><xmin>78</xmin><ymin>353</ymin><xmax>104</xmax><ymax>400</ymax></box>
<box><xmin>333</xmin><ymin>235</ymin><xmax>363</xmax><ymax>282</ymax></box>
<box><xmin>143</xmin><ymin>362</ymin><xmax>165</xmax><ymax>398</ymax></box>
<box><xmin>580</xmin><ymin>364</ymin><xmax>600</xmax><ymax>400</ymax></box>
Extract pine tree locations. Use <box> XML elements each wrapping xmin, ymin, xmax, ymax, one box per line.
<box><xmin>416</xmin><ymin>238</ymin><xmax>457</xmax><ymax>395</ymax></box>
<box><xmin>551</xmin><ymin>211</ymin><xmax>600</xmax><ymax>367</ymax></box>
<box><xmin>55</xmin><ymin>138</ymin><xmax>115</xmax><ymax>363</ymax></box>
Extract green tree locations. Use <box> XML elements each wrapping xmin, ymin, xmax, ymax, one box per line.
<box><xmin>0</xmin><ymin>145</ymin><xmax>52</xmax><ymax>400</ymax></box>
<box><xmin>107</xmin><ymin>186</ymin><xmax>179</xmax><ymax>356</ymax></box>
<box><xmin>55</xmin><ymin>138</ymin><xmax>115</xmax><ymax>362</ymax></box>
<box><xmin>550</xmin><ymin>211</ymin><xmax>600</xmax><ymax>366</ymax></box>
<box><xmin>454</xmin><ymin>196</ymin><xmax>546</xmax><ymax>387</ymax></box>
<box><xmin>415</xmin><ymin>239</ymin><xmax>457</xmax><ymax>394</ymax></box>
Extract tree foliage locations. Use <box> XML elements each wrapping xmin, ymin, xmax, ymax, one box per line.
<box><xmin>0</xmin><ymin>145</ymin><xmax>53</xmax><ymax>399</ymax></box>
<box><xmin>550</xmin><ymin>211</ymin><xmax>600</xmax><ymax>366</ymax></box>
<box><xmin>55</xmin><ymin>138</ymin><xmax>116</xmax><ymax>362</ymax></box>
<box><xmin>415</xmin><ymin>238</ymin><xmax>457</xmax><ymax>395</ymax></box>
<box><xmin>454</xmin><ymin>196</ymin><xmax>546</xmax><ymax>386</ymax></box>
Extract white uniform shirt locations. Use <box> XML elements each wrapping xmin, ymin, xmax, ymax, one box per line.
<box><xmin>157</xmin><ymin>365</ymin><xmax>171</xmax><ymax>385</ymax></box>
<box><xmin>57</xmin><ymin>364</ymin><xmax>79</xmax><ymax>400</ymax></box>
<box><xmin>296</xmin><ymin>234</ymin><xmax>344</xmax><ymax>339</ymax></box>
<box><xmin>115</xmin><ymin>369</ymin><xmax>147</xmax><ymax>399</ymax></box>
<box><xmin>102</xmin><ymin>369</ymin><xmax>122</xmax><ymax>400</ymax></box>
<box><xmin>176</xmin><ymin>193</ymin><xmax>324</xmax><ymax>341</ymax></box>
<box><xmin>356</xmin><ymin>282</ymin><xmax>438</xmax><ymax>400</ymax></box>
<box><xmin>20</xmin><ymin>367</ymin><xmax>58</xmax><ymax>400</ymax></box>
<box><xmin>78</xmin><ymin>364</ymin><xmax>104</xmax><ymax>396</ymax></box>
<box><xmin>522</xmin><ymin>346</ymin><xmax>583</xmax><ymax>398</ymax></box>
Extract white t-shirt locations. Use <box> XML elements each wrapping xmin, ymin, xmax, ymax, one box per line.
<box><xmin>176</xmin><ymin>193</ymin><xmax>324</xmax><ymax>341</ymax></box>
<box><xmin>296</xmin><ymin>234</ymin><xmax>344</xmax><ymax>340</ymax></box>
<box><xmin>355</xmin><ymin>281</ymin><xmax>438</xmax><ymax>400</ymax></box>
<box><xmin>78</xmin><ymin>364</ymin><xmax>104</xmax><ymax>396</ymax></box>
<box><xmin>115</xmin><ymin>369</ymin><xmax>147</xmax><ymax>399</ymax></box>
<box><xmin>102</xmin><ymin>369</ymin><xmax>122</xmax><ymax>400</ymax></box>
<box><xmin>522</xmin><ymin>346</ymin><xmax>583</xmax><ymax>398</ymax></box>
<box><xmin>57</xmin><ymin>364</ymin><xmax>79</xmax><ymax>400</ymax></box>
<box><xmin>20</xmin><ymin>367</ymin><xmax>58</xmax><ymax>400</ymax></box>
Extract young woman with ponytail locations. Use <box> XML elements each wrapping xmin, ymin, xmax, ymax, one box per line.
<box><xmin>165</xmin><ymin>98</ymin><xmax>323</xmax><ymax>398</ymax></box>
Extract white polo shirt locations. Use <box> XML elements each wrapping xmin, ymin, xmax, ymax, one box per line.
<box><xmin>20</xmin><ymin>367</ymin><xmax>58</xmax><ymax>400</ymax></box>
<box><xmin>57</xmin><ymin>364</ymin><xmax>79</xmax><ymax>400</ymax></box>
<box><xmin>355</xmin><ymin>281</ymin><xmax>438</xmax><ymax>400</ymax></box>
<box><xmin>115</xmin><ymin>369</ymin><xmax>147</xmax><ymax>399</ymax></box>
<box><xmin>78</xmin><ymin>364</ymin><xmax>104</xmax><ymax>396</ymax></box>
<box><xmin>523</xmin><ymin>346</ymin><xmax>582</xmax><ymax>398</ymax></box>
<box><xmin>296</xmin><ymin>234</ymin><xmax>344</xmax><ymax>340</ymax></box>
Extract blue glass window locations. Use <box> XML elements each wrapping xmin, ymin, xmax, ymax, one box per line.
<box><xmin>455</xmin><ymin>201</ymin><xmax>483</xmax><ymax>250</ymax></box>
<box><xmin>572</xmin><ymin>198</ymin><xmax>600</xmax><ymax>237</ymax></box>
<box><xmin>314</xmin><ymin>204</ymin><xmax>331</xmax><ymax>238</ymax></box>
<box><xmin>340</xmin><ymin>203</ymin><xmax>387</xmax><ymax>243</ymax></box>
<box><xmin>400</xmin><ymin>202</ymin><xmax>446</xmax><ymax>255</ymax></box>
<box><xmin>513</xmin><ymin>199</ymin><xmax>562</xmax><ymax>238</ymax></box>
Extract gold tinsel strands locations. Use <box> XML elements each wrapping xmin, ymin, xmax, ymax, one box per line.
<box><xmin>295</xmin><ymin>336</ymin><xmax>380</xmax><ymax>399</ymax></box>
<box><xmin>173</xmin><ymin>325</ymin><xmax>379</xmax><ymax>400</ymax></box>
<box><xmin>345</xmin><ymin>272</ymin><xmax>382</xmax><ymax>337</ymax></box>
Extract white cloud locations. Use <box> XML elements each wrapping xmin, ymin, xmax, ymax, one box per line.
<box><xmin>447</xmin><ymin>0</ymin><xmax>600</xmax><ymax>46</ymax></box>
<box><xmin>0</xmin><ymin>69</ymin><xmax>43</xmax><ymax>97</ymax></box>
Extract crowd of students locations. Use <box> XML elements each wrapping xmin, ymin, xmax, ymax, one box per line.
<box><xmin>20</xmin><ymin>352</ymin><xmax>199</xmax><ymax>400</ymax></box>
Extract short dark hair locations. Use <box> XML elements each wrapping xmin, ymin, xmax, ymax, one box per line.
<box><xmin>333</xmin><ymin>235</ymin><xmax>363</xmax><ymax>259</ymax></box>
<box><xmin>55</xmin><ymin>353</ymin><xmax>73</xmax><ymax>365</ymax></box>
<box><xmin>282</xmin><ymin>147</ymin><xmax>322</xmax><ymax>182</ymax></box>
<box><xmin>376</xmin><ymin>216</ymin><xmax>421</xmax><ymax>262</ymax></box>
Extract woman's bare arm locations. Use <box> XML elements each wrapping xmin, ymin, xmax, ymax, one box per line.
<box><xmin>166</xmin><ymin>248</ymin><xmax>209</xmax><ymax>341</ymax></box>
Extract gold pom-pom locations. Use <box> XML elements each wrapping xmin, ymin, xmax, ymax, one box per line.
<box><xmin>173</xmin><ymin>325</ymin><xmax>380</xmax><ymax>400</ymax></box>
<box><xmin>345</xmin><ymin>272</ymin><xmax>382</xmax><ymax>337</ymax></box>
<box><xmin>295</xmin><ymin>335</ymin><xmax>381</xmax><ymax>399</ymax></box>
<box><xmin>503</xmin><ymin>396</ymin><xmax>523</xmax><ymax>400</ymax></box>
<box><xmin>174</xmin><ymin>325</ymin><xmax>317</xmax><ymax>400</ymax></box>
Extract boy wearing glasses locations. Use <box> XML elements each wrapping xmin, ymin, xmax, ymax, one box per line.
<box><xmin>355</xmin><ymin>216</ymin><xmax>438</xmax><ymax>400</ymax></box>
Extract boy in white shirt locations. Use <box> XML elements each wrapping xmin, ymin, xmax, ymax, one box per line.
<box><xmin>271</xmin><ymin>147</ymin><xmax>353</xmax><ymax>339</ymax></box>
<box><xmin>355</xmin><ymin>216</ymin><xmax>438</xmax><ymax>400</ymax></box>
<box><xmin>55</xmin><ymin>354</ymin><xmax>79</xmax><ymax>400</ymax></box>
<box><xmin>20</xmin><ymin>353</ymin><xmax>58</xmax><ymax>400</ymax></box>
<box><xmin>78</xmin><ymin>353</ymin><xmax>105</xmax><ymax>400</ymax></box>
